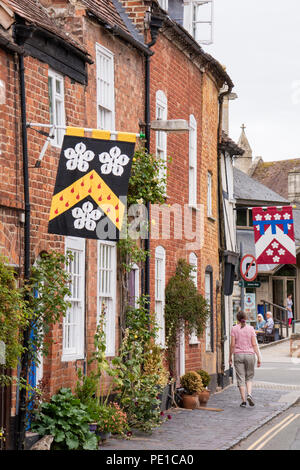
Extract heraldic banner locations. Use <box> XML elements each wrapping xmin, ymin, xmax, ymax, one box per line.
<box><xmin>252</xmin><ymin>206</ymin><xmax>296</xmax><ymax>265</ymax></box>
<box><xmin>48</xmin><ymin>133</ymin><xmax>136</xmax><ymax>240</ymax></box>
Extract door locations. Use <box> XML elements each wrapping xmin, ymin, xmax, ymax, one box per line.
<box><xmin>272</xmin><ymin>278</ymin><xmax>285</xmax><ymax>322</ymax></box>
<box><xmin>287</xmin><ymin>279</ymin><xmax>296</xmax><ymax>320</ymax></box>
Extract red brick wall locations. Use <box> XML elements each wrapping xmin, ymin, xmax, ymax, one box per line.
<box><xmin>0</xmin><ymin>11</ymin><xmax>146</xmax><ymax>400</ymax></box>
<box><xmin>148</xmin><ymin>32</ymin><xmax>221</xmax><ymax>378</ymax></box>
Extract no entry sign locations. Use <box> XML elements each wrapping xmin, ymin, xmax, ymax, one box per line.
<box><xmin>240</xmin><ymin>254</ymin><xmax>258</xmax><ymax>282</ymax></box>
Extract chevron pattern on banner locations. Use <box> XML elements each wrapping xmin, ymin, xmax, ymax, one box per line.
<box><xmin>252</xmin><ymin>206</ymin><xmax>296</xmax><ymax>265</ymax></box>
<box><xmin>48</xmin><ymin>134</ymin><xmax>136</xmax><ymax>240</ymax></box>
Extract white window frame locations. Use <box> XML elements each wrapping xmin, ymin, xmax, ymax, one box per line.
<box><xmin>48</xmin><ymin>69</ymin><xmax>65</xmax><ymax>148</ymax></box>
<box><xmin>207</xmin><ymin>171</ymin><xmax>212</xmax><ymax>217</ymax></box>
<box><xmin>189</xmin><ymin>252</ymin><xmax>200</xmax><ymax>345</ymax></box>
<box><xmin>189</xmin><ymin>114</ymin><xmax>197</xmax><ymax>207</ymax></box>
<box><xmin>155</xmin><ymin>246</ymin><xmax>166</xmax><ymax>348</ymax></box>
<box><xmin>132</xmin><ymin>263</ymin><xmax>140</xmax><ymax>308</ymax></box>
<box><xmin>97</xmin><ymin>241</ymin><xmax>117</xmax><ymax>357</ymax></box>
<box><xmin>158</xmin><ymin>0</ymin><xmax>168</xmax><ymax>10</ymax></box>
<box><xmin>156</xmin><ymin>90</ymin><xmax>168</xmax><ymax>193</ymax></box>
<box><xmin>184</xmin><ymin>1</ymin><xmax>214</xmax><ymax>45</ymax></box>
<box><xmin>96</xmin><ymin>43</ymin><xmax>115</xmax><ymax>131</ymax></box>
<box><xmin>205</xmin><ymin>270</ymin><xmax>213</xmax><ymax>352</ymax></box>
<box><xmin>62</xmin><ymin>237</ymin><xmax>85</xmax><ymax>362</ymax></box>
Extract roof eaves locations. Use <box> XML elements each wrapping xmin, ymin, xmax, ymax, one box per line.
<box><xmin>86</xmin><ymin>10</ymin><xmax>152</xmax><ymax>56</ymax></box>
<box><xmin>162</xmin><ymin>15</ymin><xmax>234</xmax><ymax>88</ymax></box>
<box><xmin>110</xmin><ymin>0</ymin><xmax>145</xmax><ymax>46</ymax></box>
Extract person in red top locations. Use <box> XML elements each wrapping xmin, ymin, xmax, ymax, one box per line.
<box><xmin>229</xmin><ymin>311</ymin><xmax>262</xmax><ymax>408</ymax></box>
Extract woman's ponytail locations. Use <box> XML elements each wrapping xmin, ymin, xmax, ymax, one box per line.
<box><xmin>237</xmin><ymin>311</ymin><xmax>247</xmax><ymax>328</ymax></box>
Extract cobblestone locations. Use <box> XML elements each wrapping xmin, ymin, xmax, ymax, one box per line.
<box><xmin>101</xmin><ymin>385</ymin><xmax>300</xmax><ymax>451</ymax></box>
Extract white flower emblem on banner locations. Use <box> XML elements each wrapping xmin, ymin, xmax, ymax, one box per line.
<box><xmin>65</xmin><ymin>142</ymin><xmax>95</xmax><ymax>172</ymax></box>
<box><xmin>72</xmin><ymin>202</ymin><xmax>102</xmax><ymax>231</ymax></box>
<box><xmin>99</xmin><ymin>146</ymin><xmax>130</xmax><ymax>176</ymax></box>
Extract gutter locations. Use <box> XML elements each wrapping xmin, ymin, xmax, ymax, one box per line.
<box><xmin>217</xmin><ymin>82</ymin><xmax>234</xmax><ymax>387</ymax></box>
<box><xmin>15</xmin><ymin>51</ymin><xmax>31</xmax><ymax>450</ymax></box>
<box><xmin>0</xmin><ymin>34</ymin><xmax>23</xmax><ymax>54</ymax></box>
<box><xmin>144</xmin><ymin>14</ymin><xmax>164</xmax><ymax>309</ymax></box>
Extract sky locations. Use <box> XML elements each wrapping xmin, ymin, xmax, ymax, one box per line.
<box><xmin>204</xmin><ymin>0</ymin><xmax>300</xmax><ymax>162</ymax></box>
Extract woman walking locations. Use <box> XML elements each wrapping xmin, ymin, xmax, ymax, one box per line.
<box><xmin>229</xmin><ymin>311</ymin><xmax>261</xmax><ymax>408</ymax></box>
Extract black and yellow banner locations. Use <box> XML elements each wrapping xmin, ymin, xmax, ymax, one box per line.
<box><xmin>48</xmin><ymin>131</ymin><xmax>136</xmax><ymax>240</ymax></box>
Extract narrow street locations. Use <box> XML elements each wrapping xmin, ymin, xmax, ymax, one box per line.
<box><xmin>231</xmin><ymin>339</ymin><xmax>300</xmax><ymax>450</ymax></box>
<box><xmin>102</xmin><ymin>340</ymin><xmax>300</xmax><ymax>451</ymax></box>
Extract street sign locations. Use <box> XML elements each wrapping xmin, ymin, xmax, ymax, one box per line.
<box><xmin>240</xmin><ymin>254</ymin><xmax>258</xmax><ymax>282</ymax></box>
<box><xmin>239</xmin><ymin>280</ymin><xmax>261</xmax><ymax>288</ymax></box>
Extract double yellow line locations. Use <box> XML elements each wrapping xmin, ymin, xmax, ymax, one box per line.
<box><xmin>248</xmin><ymin>413</ymin><xmax>300</xmax><ymax>450</ymax></box>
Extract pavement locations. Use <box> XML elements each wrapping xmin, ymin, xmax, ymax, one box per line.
<box><xmin>101</xmin><ymin>339</ymin><xmax>300</xmax><ymax>451</ymax></box>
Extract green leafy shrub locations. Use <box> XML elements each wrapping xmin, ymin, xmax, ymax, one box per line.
<box><xmin>0</xmin><ymin>257</ymin><xmax>29</xmax><ymax>378</ymax></box>
<box><xmin>31</xmin><ymin>388</ymin><xmax>98</xmax><ymax>450</ymax></box>
<box><xmin>197</xmin><ymin>370</ymin><xmax>211</xmax><ymax>389</ymax></box>
<box><xmin>165</xmin><ymin>259</ymin><xmax>209</xmax><ymax>375</ymax></box>
<box><xmin>180</xmin><ymin>372</ymin><xmax>203</xmax><ymax>395</ymax></box>
<box><xmin>112</xmin><ymin>298</ymin><xmax>164</xmax><ymax>433</ymax></box>
<box><xmin>127</xmin><ymin>148</ymin><xmax>169</xmax><ymax>205</ymax></box>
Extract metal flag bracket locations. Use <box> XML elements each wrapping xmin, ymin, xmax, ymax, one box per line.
<box><xmin>26</xmin><ymin>123</ymin><xmax>146</xmax><ymax>168</ymax></box>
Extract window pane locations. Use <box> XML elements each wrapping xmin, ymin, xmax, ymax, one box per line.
<box><xmin>236</xmin><ymin>208</ymin><xmax>247</xmax><ymax>226</ymax></box>
<box><xmin>56</xmin><ymin>78</ymin><xmax>61</xmax><ymax>95</ymax></box>
<box><xmin>48</xmin><ymin>77</ymin><xmax>54</xmax><ymax>125</ymax></box>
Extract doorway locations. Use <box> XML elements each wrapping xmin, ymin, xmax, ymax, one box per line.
<box><xmin>272</xmin><ymin>277</ymin><xmax>296</xmax><ymax>321</ymax></box>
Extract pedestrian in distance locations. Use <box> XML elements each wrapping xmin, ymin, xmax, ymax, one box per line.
<box><xmin>264</xmin><ymin>311</ymin><xmax>274</xmax><ymax>334</ymax></box>
<box><xmin>256</xmin><ymin>313</ymin><xmax>266</xmax><ymax>330</ymax></box>
<box><xmin>229</xmin><ymin>311</ymin><xmax>262</xmax><ymax>408</ymax></box>
<box><xmin>286</xmin><ymin>294</ymin><xmax>293</xmax><ymax>327</ymax></box>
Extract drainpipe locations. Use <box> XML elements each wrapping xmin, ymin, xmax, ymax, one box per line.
<box><xmin>144</xmin><ymin>14</ymin><xmax>164</xmax><ymax>304</ymax></box>
<box><xmin>217</xmin><ymin>83</ymin><xmax>233</xmax><ymax>387</ymax></box>
<box><xmin>16</xmin><ymin>52</ymin><xmax>31</xmax><ymax>450</ymax></box>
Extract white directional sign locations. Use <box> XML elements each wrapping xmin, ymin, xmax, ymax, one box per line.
<box><xmin>240</xmin><ymin>254</ymin><xmax>258</xmax><ymax>282</ymax></box>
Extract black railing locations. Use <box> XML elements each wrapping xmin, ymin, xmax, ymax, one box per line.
<box><xmin>260</xmin><ymin>299</ymin><xmax>289</xmax><ymax>339</ymax></box>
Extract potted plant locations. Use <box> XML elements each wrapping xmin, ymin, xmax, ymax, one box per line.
<box><xmin>180</xmin><ymin>371</ymin><xmax>203</xmax><ymax>409</ymax></box>
<box><xmin>197</xmin><ymin>369</ymin><xmax>211</xmax><ymax>406</ymax></box>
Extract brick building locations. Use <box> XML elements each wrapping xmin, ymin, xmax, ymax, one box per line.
<box><xmin>0</xmin><ymin>0</ymin><xmax>235</xmax><ymax>447</ymax></box>
<box><xmin>0</xmin><ymin>0</ymin><xmax>147</xmax><ymax>447</ymax></box>
<box><xmin>118</xmin><ymin>0</ymin><xmax>234</xmax><ymax>388</ymax></box>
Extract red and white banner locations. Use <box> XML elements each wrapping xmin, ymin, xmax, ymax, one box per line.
<box><xmin>252</xmin><ymin>206</ymin><xmax>296</xmax><ymax>265</ymax></box>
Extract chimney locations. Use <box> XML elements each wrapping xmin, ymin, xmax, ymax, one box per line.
<box><xmin>288</xmin><ymin>168</ymin><xmax>300</xmax><ymax>202</ymax></box>
<box><xmin>222</xmin><ymin>92</ymin><xmax>237</xmax><ymax>135</ymax></box>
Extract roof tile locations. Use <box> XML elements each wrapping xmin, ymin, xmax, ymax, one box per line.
<box><xmin>2</xmin><ymin>0</ymin><xmax>87</xmax><ymax>52</ymax></box>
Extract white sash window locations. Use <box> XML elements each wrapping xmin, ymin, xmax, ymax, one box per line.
<box><xmin>98</xmin><ymin>241</ymin><xmax>117</xmax><ymax>356</ymax></box>
<box><xmin>189</xmin><ymin>115</ymin><xmax>197</xmax><ymax>207</ymax></box>
<box><xmin>156</xmin><ymin>90</ymin><xmax>168</xmax><ymax>193</ymax></box>
<box><xmin>155</xmin><ymin>246</ymin><xmax>166</xmax><ymax>347</ymax></box>
<box><xmin>96</xmin><ymin>44</ymin><xmax>115</xmax><ymax>131</ymax></box>
<box><xmin>48</xmin><ymin>69</ymin><xmax>65</xmax><ymax>147</ymax></box>
<box><xmin>62</xmin><ymin>237</ymin><xmax>85</xmax><ymax>361</ymax></box>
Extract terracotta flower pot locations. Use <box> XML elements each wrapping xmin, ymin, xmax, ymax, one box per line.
<box><xmin>198</xmin><ymin>389</ymin><xmax>210</xmax><ymax>406</ymax></box>
<box><xmin>182</xmin><ymin>393</ymin><xmax>199</xmax><ymax>410</ymax></box>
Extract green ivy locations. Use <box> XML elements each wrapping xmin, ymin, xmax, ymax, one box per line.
<box><xmin>26</xmin><ymin>251</ymin><xmax>73</xmax><ymax>363</ymax></box>
<box><xmin>0</xmin><ymin>257</ymin><xmax>29</xmax><ymax>377</ymax></box>
<box><xmin>127</xmin><ymin>147</ymin><xmax>169</xmax><ymax>205</ymax></box>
